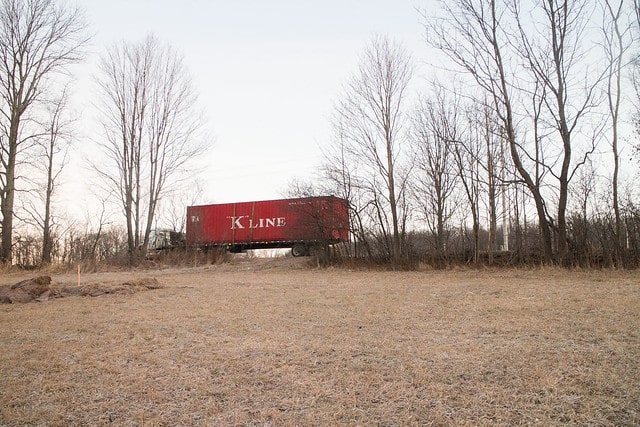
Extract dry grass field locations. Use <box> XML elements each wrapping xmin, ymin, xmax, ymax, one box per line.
<box><xmin>1</xmin><ymin>258</ymin><xmax>639</xmax><ymax>426</ymax></box>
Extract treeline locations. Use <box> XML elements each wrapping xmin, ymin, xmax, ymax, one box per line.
<box><xmin>9</xmin><ymin>199</ymin><xmax>640</xmax><ymax>269</ymax></box>
<box><xmin>0</xmin><ymin>0</ymin><xmax>204</xmax><ymax>267</ymax></box>
<box><xmin>292</xmin><ymin>0</ymin><xmax>640</xmax><ymax>268</ymax></box>
<box><xmin>3</xmin><ymin>0</ymin><xmax>640</xmax><ymax>270</ymax></box>
<box><xmin>330</xmin><ymin>201</ymin><xmax>640</xmax><ymax>268</ymax></box>
<box><xmin>12</xmin><ymin>228</ymin><xmax>129</xmax><ymax>269</ymax></box>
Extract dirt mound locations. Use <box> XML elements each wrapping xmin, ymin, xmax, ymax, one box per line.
<box><xmin>65</xmin><ymin>278</ymin><xmax>163</xmax><ymax>297</ymax></box>
<box><xmin>0</xmin><ymin>276</ymin><xmax>51</xmax><ymax>303</ymax></box>
<box><xmin>0</xmin><ymin>276</ymin><xmax>162</xmax><ymax>304</ymax></box>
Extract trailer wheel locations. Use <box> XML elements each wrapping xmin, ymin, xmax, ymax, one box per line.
<box><xmin>291</xmin><ymin>244</ymin><xmax>308</xmax><ymax>257</ymax></box>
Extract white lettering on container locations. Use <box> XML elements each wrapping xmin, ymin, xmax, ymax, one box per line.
<box><xmin>229</xmin><ymin>215</ymin><xmax>246</xmax><ymax>229</ymax></box>
<box><xmin>228</xmin><ymin>216</ymin><xmax>286</xmax><ymax>229</ymax></box>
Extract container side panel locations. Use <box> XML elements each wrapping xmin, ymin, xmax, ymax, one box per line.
<box><xmin>186</xmin><ymin>204</ymin><xmax>238</xmax><ymax>246</ymax></box>
<box><xmin>186</xmin><ymin>196</ymin><xmax>350</xmax><ymax>246</ymax></box>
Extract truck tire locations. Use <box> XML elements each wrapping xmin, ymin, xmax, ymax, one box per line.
<box><xmin>291</xmin><ymin>244</ymin><xmax>308</xmax><ymax>257</ymax></box>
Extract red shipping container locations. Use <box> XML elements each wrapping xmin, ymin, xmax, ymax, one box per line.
<box><xmin>186</xmin><ymin>196</ymin><xmax>349</xmax><ymax>255</ymax></box>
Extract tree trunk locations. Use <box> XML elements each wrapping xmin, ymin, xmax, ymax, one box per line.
<box><xmin>1</xmin><ymin>118</ymin><xmax>20</xmax><ymax>264</ymax></box>
<box><xmin>41</xmin><ymin>142</ymin><xmax>55</xmax><ymax>264</ymax></box>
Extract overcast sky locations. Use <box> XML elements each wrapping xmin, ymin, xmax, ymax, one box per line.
<box><xmin>72</xmin><ymin>0</ymin><xmax>436</xmax><ymax>214</ymax></box>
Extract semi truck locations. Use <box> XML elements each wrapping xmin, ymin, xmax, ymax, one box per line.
<box><xmin>186</xmin><ymin>196</ymin><xmax>349</xmax><ymax>256</ymax></box>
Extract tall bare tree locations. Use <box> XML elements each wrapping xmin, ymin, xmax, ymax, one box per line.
<box><xmin>411</xmin><ymin>87</ymin><xmax>460</xmax><ymax>261</ymax></box>
<box><xmin>602</xmin><ymin>0</ymin><xmax>633</xmax><ymax>264</ymax></box>
<box><xmin>513</xmin><ymin>0</ymin><xmax>604</xmax><ymax>262</ymax></box>
<box><xmin>19</xmin><ymin>89</ymin><xmax>75</xmax><ymax>264</ymax></box>
<box><xmin>40</xmin><ymin>90</ymin><xmax>73</xmax><ymax>263</ymax></box>
<box><xmin>332</xmin><ymin>35</ymin><xmax>413</xmax><ymax>262</ymax></box>
<box><xmin>482</xmin><ymin>102</ymin><xmax>502</xmax><ymax>261</ymax></box>
<box><xmin>0</xmin><ymin>0</ymin><xmax>87</xmax><ymax>263</ymax></box>
<box><xmin>461</xmin><ymin>99</ymin><xmax>504</xmax><ymax>263</ymax></box>
<box><xmin>425</xmin><ymin>0</ymin><xmax>552</xmax><ymax>262</ymax></box>
<box><xmin>425</xmin><ymin>0</ymin><xmax>606</xmax><ymax>264</ymax></box>
<box><xmin>634</xmin><ymin>1</ymin><xmax>640</xmax><ymax>159</ymax></box>
<box><xmin>96</xmin><ymin>35</ymin><xmax>205</xmax><ymax>263</ymax></box>
<box><xmin>453</xmin><ymin>106</ymin><xmax>485</xmax><ymax>263</ymax></box>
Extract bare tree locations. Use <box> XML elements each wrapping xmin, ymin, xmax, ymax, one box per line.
<box><xmin>95</xmin><ymin>38</ymin><xmax>147</xmax><ymax>261</ymax></box>
<box><xmin>425</xmin><ymin>0</ymin><xmax>552</xmax><ymax>262</ymax></box>
<box><xmin>410</xmin><ymin>87</ymin><xmax>460</xmax><ymax>261</ymax></box>
<box><xmin>453</xmin><ymin>106</ymin><xmax>484</xmax><ymax>263</ymax></box>
<box><xmin>321</xmin><ymin>127</ymin><xmax>372</xmax><ymax>259</ymax></box>
<box><xmin>482</xmin><ymin>102</ymin><xmax>502</xmax><ymax>261</ymax></box>
<box><xmin>602</xmin><ymin>0</ymin><xmax>634</xmax><ymax>264</ymax></box>
<box><xmin>0</xmin><ymin>0</ymin><xmax>87</xmax><ymax>263</ymax></box>
<box><xmin>332</xmin><ymin>35</ymin><xmax>413</xmax><ymax>262</ymax></box>
<box><xmin>24</xmin><ymin>89</ymin><xmax>74</xmax><ymax>264</ymax></box>
<box><xmin>95</xmin><ymin>35</ymin><xmax>205</xmax><ymax>263</ymax></box>
<box><xmin>425</xmin><ymin>0</ymin><xmax>607</xmax><ymax>264</ymax></box>
<box><xmin>464</xmin><ymin>99</ymin><xmax>504</xmax><ymax>263</ymax></box>
<box><xmin>513</xmin><ymin>0</ymin><xmax>605</xmax><ymax>263</ymax></box>
<box><xmin>633</xmin><ymin>1</ymin><xmax>640</xmax><ymax>161</ymax></box>
<box><xmin>569</xmin><ymin>160</ymin><xmax>597</xmax><ymax>265</ymax></box>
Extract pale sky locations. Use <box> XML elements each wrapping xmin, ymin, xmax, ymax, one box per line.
<box><xmin>72</xmin><ymin>0</ymin><xmax>435</xmax><ymax>217</ymax></box>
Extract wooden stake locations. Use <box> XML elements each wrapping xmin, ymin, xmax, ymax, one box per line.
<box><xmin>77</xmin><ymin>264</ymin><xmax>80</xmax><ymax>287</ymax></box>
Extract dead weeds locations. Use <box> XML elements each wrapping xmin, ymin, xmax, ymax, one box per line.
<box><xmin>0</xmin><ymin>265</ymin><xmax>638</xmax><ymax>426</ymax></box>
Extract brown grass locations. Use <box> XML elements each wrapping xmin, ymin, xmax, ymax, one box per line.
<box><xmin>1</xmin><ymin>259</ymin><xmax>639</xmax><ymax>426</ymax></box>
